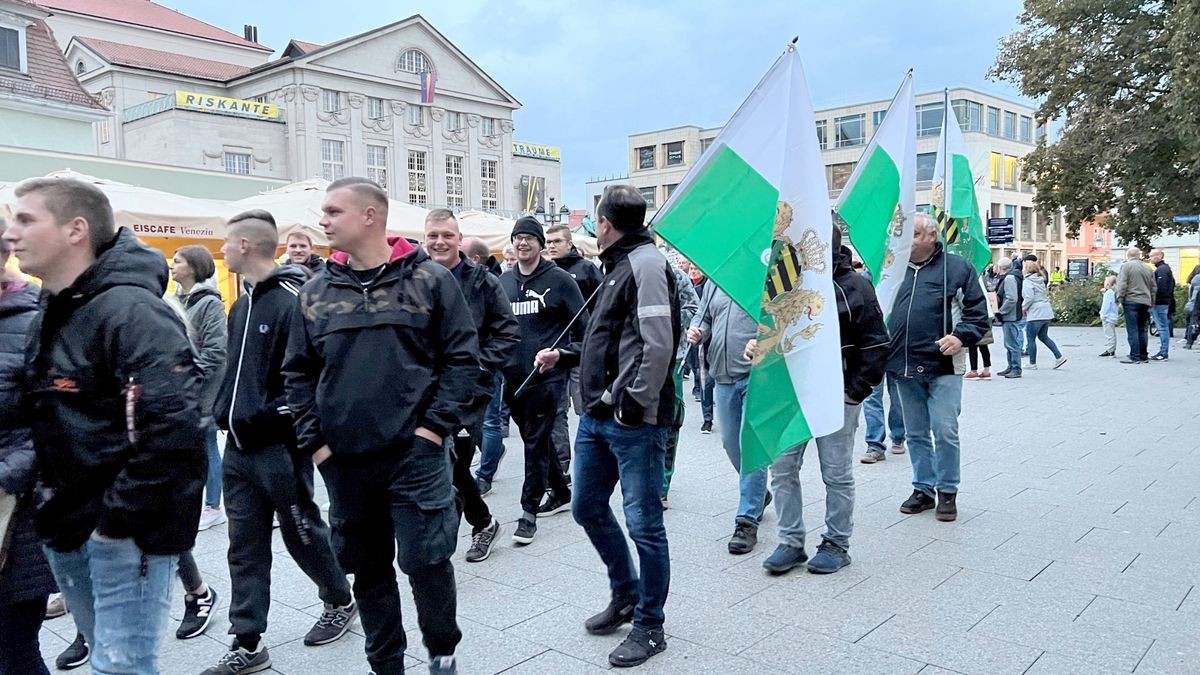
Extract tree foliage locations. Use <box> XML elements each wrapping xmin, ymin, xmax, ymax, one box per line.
<box><xmin>991</xmin><ymin>0</ymin><xmax>1200</xmax><ymax>249</ymax></box>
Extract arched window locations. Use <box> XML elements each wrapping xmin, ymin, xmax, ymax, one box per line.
<box><xmin>75</xmin><ymin>59</ymin><xmax>85</xmax><ymax>75</ymax></box>
<box><xmin>396</xmin><ymin>49</ymin><xmax>430</xmax><ymax>74</ymax></box>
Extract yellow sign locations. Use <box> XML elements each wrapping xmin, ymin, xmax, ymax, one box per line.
<box><xmin>175</xmin><ymin>91</ymin><xmax>280</xmax><ymax>120</ymax></box>
<box><xmin>512</xmin><ymin>141</ymin><xmax>561</xmax><ymax>162</ymax></box>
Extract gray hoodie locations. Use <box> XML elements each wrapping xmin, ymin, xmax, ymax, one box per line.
<box><xmin>691</xmin><ymin>284</ymin><xmax>758</xmax><ymax>385</ymax></box>
<box><xmin>1022</xmin><ymin>273</ymin><xmax>1054</xmax><ymax>321</ymax></box>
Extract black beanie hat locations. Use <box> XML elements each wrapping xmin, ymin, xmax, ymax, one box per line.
<box><xmin>511</xmin><ymin>216</ymin><xmax>545</xmax><ymax>247</ymax></box>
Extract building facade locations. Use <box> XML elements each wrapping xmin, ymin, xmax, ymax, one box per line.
<box><xmin>595</xmin><ymin>87</ymin><xmax>1069</xmax><ymax>270</ymax></box>
<box><xmin>1063</xmin><ymin>216</ymin><xmax>1116</xmax><ymax>279</ymax></box>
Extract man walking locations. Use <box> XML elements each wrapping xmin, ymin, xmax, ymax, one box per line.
<box><xmin>204</xmin><ymin>211</ymin><xmax>356</xmax><ymax>674</ymax></box>
<box><xmin>1116</xmin><ymin>247</ymin><xmax>1156</xmax><ymax>364</ymax></box>
<box><xmin>548</xmin><ymin>185</ymin><xmax>679</xmax><ymax>667</ymax></box>
<box><xmin>284</xmin><ymin>178</ymin><xmax>477</xmax><ymax>675</ymax></box>
<box><xmin>993</xmin><ymin>257</ymin><xmax>1024</xmax><ymax>379</ymax></box>
<box><xmin>6</xmin><ymin>177</ymin><xmax>206</xmax><ymax>673</ymax></box>
<box><xmin>498</xmin><ymin>217</ymin><xmax>586</xmax><ymax>545</ymax></box>
<box><xmin>888</xmin><ymin>214</ymin><xmax>989</xmax><ymax>522</ymax></box>
<box><xmin>762</xmin><ymin>227</ymin><xmax>889</xmax><ymax>575</ymax></box>
<box><xmin>1149</xmin><ymin>249</ymin><xmax>1175</xmax><ymax>360</ymax></box>
<box><xmin>282</xmin><ymin>229</ymin><xmax>326</xmax><ymax>275</ymax></box>
<box><xmin>424</xmin><ymin>211</ymin><xmax>521</xmax><ymax>563</ymax></box>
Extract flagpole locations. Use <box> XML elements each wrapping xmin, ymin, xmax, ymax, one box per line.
<box><xmin>941</xmin><ymin>88</ymin><xmax>950</xmax><ymax>336</ymax></box>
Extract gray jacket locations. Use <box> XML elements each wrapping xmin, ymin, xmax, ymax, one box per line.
<box><xmin>673</xmin><ymin>267</ymin><xmax>699</xmax><ymax>364</ymax></box>
<box><xmin>692</xmin><ymin>284</ymin><xmax>757</xmax><ymax>385</ymax></box>
<box><xmin>1022</xmin><ymin>273</ymin><xmax>1054</xmax><ymax>321</ymax></box>
<box><xmin>1116</xmin><ymin>260</ymin><xmax>1156</xmax><ymax>307</ymax></box>
<box><xmin>997</xmin><ymin>273</ymin><xmax>1022</xmax><ymax>322</ymax></box>
<box><xmin>179</xmin><ymin>280</ymin><xmax>227</xmax><ymax>423</ymax></box>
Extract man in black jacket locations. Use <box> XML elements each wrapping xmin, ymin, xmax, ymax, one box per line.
<box><xmin>424</xmin><ymin>212</ymin><xmax>521</xmax><ymax>563</ymax></box>
<box><xmin>1149</xmin><ymin>249</ymin><xmax>1176</xmax><ymax>360</ymax></box>
<box><xmin>204</xmin><ymin>212</ymin><xmax>355</xmax><ymax>674</ymax></box>
<box><xmin>545</xmin><ymin>185</ymin><xmax>679</xmax><ymax>667</ymax></box>
<box><xmin>5</xmin><ymin>177</ymin><xmax>206</xmax><ymax>674</ymax></box>
<box><xmin>283</xmin><ymin>178</ymin><xmax>478</xmax><ymax>675</ymax></box>
<box><xmin>758</xmin><ymin>227</ymin><xmax>889</xmax><ymax>576</ymax></box>
<box><xmin>887</xmin><ymin>214</ymin><xmax>989</xmax><ymax>523</ymax></box>
<box><xmin>499</xmin><ymin>216</ymin><xmax>586</xmax><ymax>545</ymax></box>
<box><xmin>284</xmin><ymin>229</ymin><xmax>327</xmax><ymax>275</ymax></box>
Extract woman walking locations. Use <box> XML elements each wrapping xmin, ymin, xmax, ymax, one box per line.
<box><xmin>1022</xmin><ymin>260</ymin><xmax>1067</xmax><ymax>369</ymax></box>
<box><xmin>966</xmin><ymin>271</ymin><xmax>997</xmax><ymax>380</ymax></box>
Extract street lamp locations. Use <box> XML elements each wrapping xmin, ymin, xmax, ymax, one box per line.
<box><xmin>535</xmin><ymin>197</ymin><xmax>570</xmax><ymax>226</ymax></box>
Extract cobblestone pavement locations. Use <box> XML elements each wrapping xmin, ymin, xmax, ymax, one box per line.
<box><xmin>41</xmin><ymin>327</ymin><xmax>1200</xmax><ymax>674</ymax></box>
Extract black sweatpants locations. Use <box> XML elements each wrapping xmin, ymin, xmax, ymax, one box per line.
<box><xmin>452</xmin><ymin>422</ymin><xmax>493</xmax><ymax>533</ymax></box>
<box><xmin>0</xmin><ymin>596</ymin><xmax>50</xmax><ymax>674</ymax></box>
<box><xmin>508</xmin><ymin>378</ymin><xmax>571</xmax><ymax>517</ymax></box>
<box><xmin>318</xmin><ymin>440</ymin><xmax>462</xmax><ymax>675</ymax></box>
<box><xmin>224</xmin><ymin>445</ymin><xmax>352</xmax><ymax>639</ymax></box>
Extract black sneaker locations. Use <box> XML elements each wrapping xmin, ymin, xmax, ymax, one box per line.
<box><xmin>304</xmin><ymin>601</ymin><xmax>358</xmax><ymax>646</ymax></box>
<box><xmin>584</xmin><ymin>595</ymin><xmax>638</xmax><ymax>635</ymax></box>
<box><xmin>429</xmin><ymin>655</ymin><xmax>458</xmax><ymax>674</ymax></box>
<box><xmin>1151</xmin><ymin>354</ymin><xmax>1168</xmax><ymax>361</ymax></box>
<box><xmin>201</xmin><ymin>643</ymin><xmax>271</xmax><ymax>674</ymax></box>
<box><xmin>512</xmin><ymin>517</ymin><xmax>536</xmax><ymax>545</ymax></box>
<box><xmin>899</xmin><ymin>490</ymin><xmax>936</xmax><ymax>514</ymax></box>
<box><xmin>536</xmin><ymin>492</ymin><xmax>571</xmax><ymax>517</ymax></box>
<box><xmin>936</xmin><ymin>491</ymin><xmax>958</xmax><ymax>522</ymax></box>
<box><xmin>807</xmin><ymin>541</ymin><xmax>851</xmax><ymax>574</ymax></box>
<box><xmin>608</xmin><ymin>626</ymin><xmax>667</xmax><ymax>668</ymax></box>
<box><xmin>475</xmin><ymin>476</ymin><xmax>492</xmax><ymax>497</ymax></box>
<box><xmin>465</xmin><ymin>518</ymin><xmax>501</xmax><ymax>563</ymax></box>
<box><xmin>700</xmin><ymin>420</ymin><xmax>713</xmax><ymax>434</ymax></box>
<box><xmin>56</xmin><ymin>633</ymin><xmax>89</xmax><ymax>670</ymax></box>
<box><xmin>177</xmin><ymin>585</ymin><xmax>219</xmax><ymax>639</ymax></box>
<box><xmin>728</xmin><ymin>521</ymin><xmax>758</xmax><ymax>554</ymax></box>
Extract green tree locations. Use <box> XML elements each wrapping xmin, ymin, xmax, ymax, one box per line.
<box><xmin>991</xmin><ymin>0</ymin><xmax>1200</xmax><ymax>249</ymax></box>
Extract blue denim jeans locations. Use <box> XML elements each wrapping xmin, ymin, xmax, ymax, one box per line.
<box><xmin>1002</xmin><ymin>321</ymin><xmax>1023</xmax><ymax>373</ymax></box>
<box><xmin>1015</xmin><ymin>318</ymin><xmax>1027</xmax><ymax>351</ymax></box>
<box><xmin>894</xmin><ymin>374</ymin><xmax>963</xmax><ymax>496</ymax></box>
<box><xmin>770</xmin><ymin>403</ymin><xmax>859</xmax><ymax>549</ymax></box>
<box><xmin>477</xmin><ymin>373</ymin><xmax>507</xmax><ymax>482</ymax></box>
<box><xmin>571</xmin><ymin>414</ymin><xmax>670</xmax><ymax>630</ymax></box>
<box><xmin>1024</xmin><ymin>319</ymin><xmax>1062</xmax><ymax>365</ymax></box>
<box><xmin>714</xmin><ymin>377</ymin><xmax>769</xmax><ymax>526</ymax></box>
<box><xmin>698</xmin><ymin>367</ymin><xmax>715</xmax><ymax>423</ymax></box>
<box><xmin>1125</xmin><ymin>303</ymin><xmax>1151</xmax><ymax>361</ymax></box>
<box><xmin>863</xmin><ymin>376</ymin><xmax>904</xmax><ymax>452</ymax></box>
<box><xmin>44</xmin><ymin>537</ymin><xmax>176</xmax><ymax>674</ymax></box>
<box><xmin>1150</xmin><ymin>305</ymin><xmax>1171</xmax><ymax>356</ymax></box>
<box><xmin>203</xmin><ymin>428</ymin><xmax>222</xmax><ymax>508</ymax></box>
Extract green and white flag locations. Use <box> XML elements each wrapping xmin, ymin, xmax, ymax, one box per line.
<box><xmin>933</xmin><ymin>95</ymin><xmax>992</xmax><ymax>272</ymax></box>
<box><xmin>653</xmin><ymin>45</ymin><xmax>843</xmax><ymax>474</ymax></box>
<box><xmin>834</xmin><ymin>71</ymin><xmax>916</xmax><ymax>318</ymax></box>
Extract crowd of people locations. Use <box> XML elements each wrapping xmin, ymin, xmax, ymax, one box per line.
<box><xmin>0</xmin><ymin>175</ymin><xmax>1192</xmax><ymax>674</ymax></box>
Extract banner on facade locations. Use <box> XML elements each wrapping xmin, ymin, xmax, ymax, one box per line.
<box><xmin>175</xmin><ymin>91</ymin><xmax>281</xmax><ymax>121</ymax></box>
<box><xmin>518</xmin><ymin>175</ymin><xmax>546</xmax><ymax>212</ymax></box>
<box><xmin>512</xmin><ymin>142</ymin><xmax>561</xmax><ymax>162</ymax></box>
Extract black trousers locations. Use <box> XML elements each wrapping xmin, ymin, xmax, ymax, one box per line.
<box><xmin>508</xmin><ymin>379</ymin><xmax>571</xmax><ymax>516</ymax></box>
<box><xmin>318</xmin><ymin>441</ymin><xmax>462</xmax><ymax>675</ymax></box>
<box><xmin>224</xmin><ymin>445</ymin><xmax>352</xmax><ymax>639</ymax></box>
<box><xmin>0</xmin><ymin>596</ymin><xmax>50</xmax><ymax>675</ymax></box>
<box><xmin>452</xmin><ymin>423</ymin><xmax>493</xmax><ymax>533</ymax></box>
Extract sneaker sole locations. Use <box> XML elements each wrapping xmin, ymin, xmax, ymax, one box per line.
<box><xmin>57</xmin><ymin>653</ymin><xmax>89</xmax><ymax>669</ymax></box>
<box><xmin>807</xmin><ymin>560</ymin><xmax>850</xmax><ymax>574</ymax></box>
<box><xmin>197</xmin><ymin>516</ymin><xmax>227</xmax><ymax>532</ymax></box>
<box><xmin>237</xmin><ymin>660</ymin><xmax>272</xmax><ymax>674</ymax></box>
<box><xmin>512</xmin><ymin>530</ymin><xmax>535</xmax><ymax>545</ymax></box>
<box><xmin>860</xmin><ymin>456</ymin><xmax>883</xmax><ymax>464</ymax></box>
<box><xmin>762</xmin><ymin>559</ymin><xmax>807</xmax><ymax>575</ymax></box>
<box><xmin>899</xmin><ymin>504</ymin><xmax>935</xmax><ymax>514</ymax></box>
<box><xmin>1054</xmin><ymin>360</ymin><xmax>1068</xmax><ymax>369</ymax></box>
<box><xmin>701</xmin><ymin>429</ymin><xmax>712</xmax><ymax>434</ymax></box>
<box><xmin>176</xmin><ymin>613</ymin><xmax>215</xmax><ymax>640</ymax></box>
<box><xmin>609</xmin><ymin>642</ymin><xmax>666</xmax><ymax>668</ymax></box>
<box><xmin>304</xmin><ymin>613</ymin><xmax>357</xmax><ymax>646</ymax></box>
<box><xmin>890</xmin><ymin>448</ymin><xmax>906</xmax><ymax>455</ymax></box>
<box><xmin>538</xmin><ymin>502</ymin><xmax>571</xmax><ymax>517</ymax></box>
<box><xmin>585</xmin><ymin>614</ymin><xmax>633</xmax><ymax>636</ymax></box>
<box><xmin>936</xmin><ymin>511</ymin><xmax>958</xmax><ymax>522</ymax></box>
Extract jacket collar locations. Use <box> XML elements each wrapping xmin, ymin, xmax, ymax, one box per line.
<box><xmin>598</xmin><ymin>228</ymin><xmax>654</xmax><ymax>268</ymax></box>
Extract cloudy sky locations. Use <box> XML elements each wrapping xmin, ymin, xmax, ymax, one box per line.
<box><xmin>174</xmin><ymin>0</ymin><xmax>1030</xmax><ymax>207</ymax></box>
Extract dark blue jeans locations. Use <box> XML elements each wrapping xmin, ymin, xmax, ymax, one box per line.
<box><xmin>572</xmin><ymin>414</ymin><xmax>670</xmax><ymax>630</ymax></box>
<box><xmin>1124</xmin><ymin>303</ymin><xmax>1150</xmax><ymax>361</ymax></box>
<box><xmin>477</xmin><ymin>374</ymin><xmax>507</xmax><ymax>482</ymax></box>
<box><xmin>1002</xmin><ymin>321</ymin><xmax>1023</xmax><ymax>373</ymax></box>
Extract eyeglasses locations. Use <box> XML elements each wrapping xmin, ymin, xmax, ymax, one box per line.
<box><xmin>513</xmin><ymin>234</ymin><xmax>540</xmax><ymax>244</ymax></box>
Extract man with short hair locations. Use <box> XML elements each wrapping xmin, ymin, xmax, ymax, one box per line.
<box><xmin>424</xmin><ymin>211</ymin><xmax>520</xmax><ymax>563</ymax></box>
<box><xmin>283</xmin><ymin>230</ymin><xmax>326</xmax><ymax>275</ymax></box>
<box><xmin>888</xmin><ymin>214</ymin><xmax>989</xmax><ymax>522</ymax></box>
<box><xmin>1149</xmin><ymin>249</ymin><xmax>1175</xmax><ymax>360</ymax></box>
<box><xmin>204</xmin><ymin>211</ymin><xmax>356</xmax><ymax>674</ymax></box>
<box><xmin>284</xmin><ymin>177</ymin><xmax>477</xmax><ymax>675</ymax></box>
<box><xmin>993</xmin><ymin>257</ymin><xmax>1024</xmax><ymax>379</ymax></box>
<box><xmin>498</xmin><ymin>217</ymin><xmax>586</xmax><ymax>544</ymax></box>
<box><xmin>501</xmin><ymin>244</ymin><xmax>517</xmax><ymax>272</ymax></box>
<box><xmin>1117</xmin><ymin>247</ymin><xmax>1156</xmax><ymax>364</ymax></box>
<box><xmin>547</xmin><ymin>185</ymin><xmax>679</xmax><ymax>667</ymax></box>
<box><xmin>5</xmin><ymin>177</ymin><xmax>206</xmax><ymax>674</ymax></box>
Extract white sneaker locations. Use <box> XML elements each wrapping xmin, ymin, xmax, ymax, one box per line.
<box><xmin>198</xmin><ymin>506</ymin><xmax>227</xmax><ymax>531</ymax></box>
<box><xmin>1053</xmin><ymin>356</ymin><xmax>1068</xmax><ymax>369</ymax></box>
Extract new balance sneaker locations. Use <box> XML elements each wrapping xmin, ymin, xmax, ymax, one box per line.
<box><xmin>536</xmin><ymin>492</ymin><xmax>571</xmax><ymax>517</ymax></box>
<box><xmin>727</xmin><ymin>521</ymin><xmax>758</xmax><ymax>555</ymax></box>
<box><xmin>1054</xmin><ymin>356</ymin><xmax>1068</xmax><ymax>369</ymax></box>
<box><xmin>585</xmin><ymin>595</ymin><xmax>637</xmax><ymax>635</ymax></box>
<box><xmin>807</xmin><ymin>541</ymin><xmax>851</xmax><ymax>574</ymax></box>
<box><xmin>201</xmin><ymin>643</ymin><xmax>271</xmax><ymax>674</ymax></box>
<box><xmin>608</xmin><ymin>626</ymin><xmax>667</xmax><ymax>668</ymax></box>
<box><xmin>304</xmin><ymin>601</ymin><xmax>358</xmax><ymax>646</ymax></box>
<box><xmin>465</xmin><ymin>518</ymin><xmax>501</xmax><ymax>563</ymax></box>
<box><xmin>177</xmin><ymin>585</ymin><xmax>219</xmax><ymax>639</ymax></box>
<box><xmin>55</xmin><ymin>633</ymin><xmax>89</xmax><ymax>670</ymax></box>
<box><xmin>429</xmin><ymin>655</ymin><xmax>458</xmax><ymax>674</ymax></box>
<box><xmin>762</xmin><ymin>544</ymin><xmax>808</xmax><ymax>574</ymax></box>
<box><xmin>936</xmin><ymin>491</ymin><xmax>958</xmax><ymax>522</ymax></box>
<box><xmin>700</xmin><ymin>420</ymin><xmax>713</xmax><ymax>434</ymax></box>
<box><xmin>899</xmin><ymin>490</ymin><xmax>936</xmax><ymax>514</ymax></box>
<box><xmin>860</xmin><ymin>449</ymin><xmax>886</xmax><ymax>464</ymax></box>
<box><xmin>512</xmin><ymin>517</ymin><xmax>536</xmax><ymax>545</ymax></box>
<box><xmin>1151</xmin><ymin>354</ymin><xmax>1168</xmax><ymax>361</ymax></box>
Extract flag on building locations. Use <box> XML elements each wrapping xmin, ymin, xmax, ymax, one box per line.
<box><xmin>653</xmin><ymin>44</ymin><xmax>843</xmax><ymax>474</ymax></box>
<box><xmin>420</xmin><ymin>71</ymin><xmax>437</xmax><ymax>104</ymax></box>
<box><xmin>834</xmin><ymin>71</ymin><xmax>916</xmax><ymax>318</ymax></box>
<box><xmin>933</xmin><ymin>94</ymin><xmax>991</xmax><ymax>272</ymax></box>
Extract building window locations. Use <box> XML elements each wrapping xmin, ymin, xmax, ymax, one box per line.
<box><xmin>636</xmin><ymin>146</ymin><xmax>655</xmax><ymax>170</ymax></box>
<box><xmin>1024</xmin><ymin>207</ymin><xmax>1038</xmax><ymax>240</ymax></box>
<box><xmin>1019</xmin><ymin>115</ymin><xmax>1032</xmax><ymax>143</ymax></box>
<box><xmin>1035</xmin><ymin>122</ymin><xmax>1047</xmax><ymax>143</ymax></box>
<box><xmin>481</xmin><ymin>117</ymin><xmax>496</xmax><ymax>137</ymax></box>
<box><xmin>872</xmin><ymin>109</ymin><xmax>887</xmax><ymax>130</ymax></box>
<box><xmin>952</xmin><ymin>99</ymin><xmax>983</xmax><ymax>132</ymax></box>
<box><xmin>407</xmin><ymin>105</ymin><xmax>423</xmax><ymax>127</ymax></box>
<box><xmin>986</xmin><ymin>106</ymin><xmax>1000</xmax><ymax>136</ymax></box>
<box><xmin>0</xmin><ymin>26</ymin><xmax>21</xmax><ymax>71</ymax></box>
<box><xmin>1005</xmin><ymin>204</ymin><xmax>1017</xmax><ymax>221</ymax></box>
<box><xmin>397</xmin><ymin>49</ymin><xmax>430</xmax><ymax>74</ymax></box>
<box><xmin>814</xmin><ymin>121</ymin><xmax>827</xmax><ymax>150</ymax></box>
<box><xmin>321</xmin><ymin>139</ymin><xmax>345</xmax><ymax>181</ymax></box>
<box><xmin>828</xmin><ymin>162</ymin><xmax>856</xmax><ymax>191</ymax></box>
<box><xmin>834</xmin><ymin>114</ymin><xmax>865</xmax><ymax>148</ymax></box>
<box><xmin>367</xmin><ymin>97</ymin><xmax>386</xmax><ymax>120</ymax></box>
<box><xmin>321</xmin><ymin>89</ymin><xmax>341</xmax><ymax>113</ymax></box>
<box><xmin>407</xmin><ymin>150</ymin><xmax>427</xmax><ymax>206</ymax></box>
<box><xmin>1019</xmin><ymin>206</ymin><xmax>1032</xmax><ymax>240</ymax></box>
<box><xmin>223</xmin><ymin>152</ymin><xmax>250</xmax><ymax>175</ymax></box>
<box><xmin>1003</xmin><ymin>111</ymin><xmax>1017</xmax><ymax>139</ymax></box>
<box><xmin>445</xmin><ymin>155</ymin><xmax>464</xmax><ymax>208</ymax></box>
<box><xmin>1004</xmin><ymin>155</ymin><xmax>1018</xmax><ymax>190</ymax></box>
<box><xmin>445</xmin><ymin>111</ymin><xmax>463</xmax><ymax>132</ymax></box>
<box><xmin>75</xmin><ymin>59</ymin><xmax>85</xmax><ymax>75</ymax></box>
<box><xmin>664</xmin><ymin>183</ymin><xmax>678</xmax><ymax>199</ymax></box>
<box><xmin>665</xmin><ymin>141</ymin><xmax>684</xmax><ymax>166</ymax></box>
<box><xmin>481</xmin><ymin>159</ymin><xmax>498</xmax><ymax>210</ymax></box>
<box><xmin>639</xmin><ymin>186</ymin><xmax>656</xmax><ymax>209</ymax></box>
<box><xmin>700</xmin><ymin>137</ymin><xmax>714</xmax><ymax>155</ymax></box>
<box><xmin>990</xmin><ymin>152</ymin><xmax>1002</xmax><ymax>189</ymax></box>
<box><xmin>916</xmin><ymin>152</ymin><xmax>937</xmax><ymax>182</ymax></box>
<box><xmin>916</xmin><ymin>102</ymin><xmax>944</xmax><ymax>137</ymax></box>
<box><xmin>366</xmin><ymin>144</ymin><xmax>388</xmax><ymax>190</ymax></box>
<box><xmin>991</xmin><ymin>203</ymin><xmax>1002</xmax><ymax>218</ymax></box>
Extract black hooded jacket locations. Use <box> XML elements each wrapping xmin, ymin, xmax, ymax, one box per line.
<box><xmin>24</xmin><ymin>228</ymin><xmax>206</xmax><ymax>554</ymax></box>
<box><xmin>498</xmin><ymin>258</ymin><xmax>587</xmax><ymax>388</ymax></box>
<box><xmin>554</xmin><ymin>247</ymin><xmax>604</xmax><ymax>308</ymax></box>
<box><xmin>830</xmin><ymin>230</ymin><xmax>890</xmax><ymax>403</ymax></box>
<box><xmin>449</xmin><ymin>253</ymin><xmax>520</xmax><ymax>429</ymax></box>
<box><xmin>213</xmin><ymin>265</ymin><xmax>308</xmax><ymax>453</ymax></box>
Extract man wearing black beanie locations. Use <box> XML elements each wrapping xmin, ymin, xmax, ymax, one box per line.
<box><xmin>498</xmin><ymin>216</ymin><xmax>587</xmax><ymax>545</ymax></box>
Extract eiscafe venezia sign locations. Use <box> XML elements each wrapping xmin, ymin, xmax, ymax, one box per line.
<box><xmin>175</xmin><ymin>91</ymin><xmax>281</xmax><ymax>121</ymax></box>
<box><xmin>132</xmin><ymin>223</ymin><xmax>220</xmax><ymax>239</ymax></box>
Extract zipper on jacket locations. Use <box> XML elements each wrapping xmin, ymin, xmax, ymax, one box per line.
<box><xmin>227</xmin><ymin>292</ymin><xmax>253</xmax><ymax>451</ymax></box>
<box><xmin>903</xmin><ymin>265</ymin><xmax>920</xmax><ymax>377</ymax></box>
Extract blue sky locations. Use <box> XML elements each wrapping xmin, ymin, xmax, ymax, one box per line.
<box><xmin>173</xmin><ymin>0</ymin><xmax>1028</xmax><ymax>207</ymax></box>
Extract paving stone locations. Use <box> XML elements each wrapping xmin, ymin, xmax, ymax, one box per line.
<box><xmin>857</xmin><ymin>617</ymin><xmax>1041</xmax><ymax>674</ymax></box>
<box><xmin>908</xmin><ymin>538</ymin><xmax>1053</xmax><ymax>581</ymax></box>
<box><xmin>455</xmin><ymin>576</ymin><xmax>562</xmax><ymax>630</ymax></box>
<box><xmin>1134</xmin><ymin>639</ymin><xmax>1199</xmax><ymax>673</ymax></box>
<box><xmin>1075</xmin><ymin>595</ymin><xmax>1200</xmax><ymax>643</ymax></box>
<box><xmin>741</xmin><ymin>623</ymin><xmax>925</xmax><ymax>675</ymax></box>
<box><xmin>969</xmin><ymin>603</ymin><xmax>1153</xmax><ymax>672</ymax></box>
<box><xmin>496</xmin><ymin>649</ymin><xmax>609</xmax><ymax>674</ymax></box>
<box><xmin>1023</xmin><ymin>651</ymin><xmax>1136</xmax><ymax>675</ymax></box>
